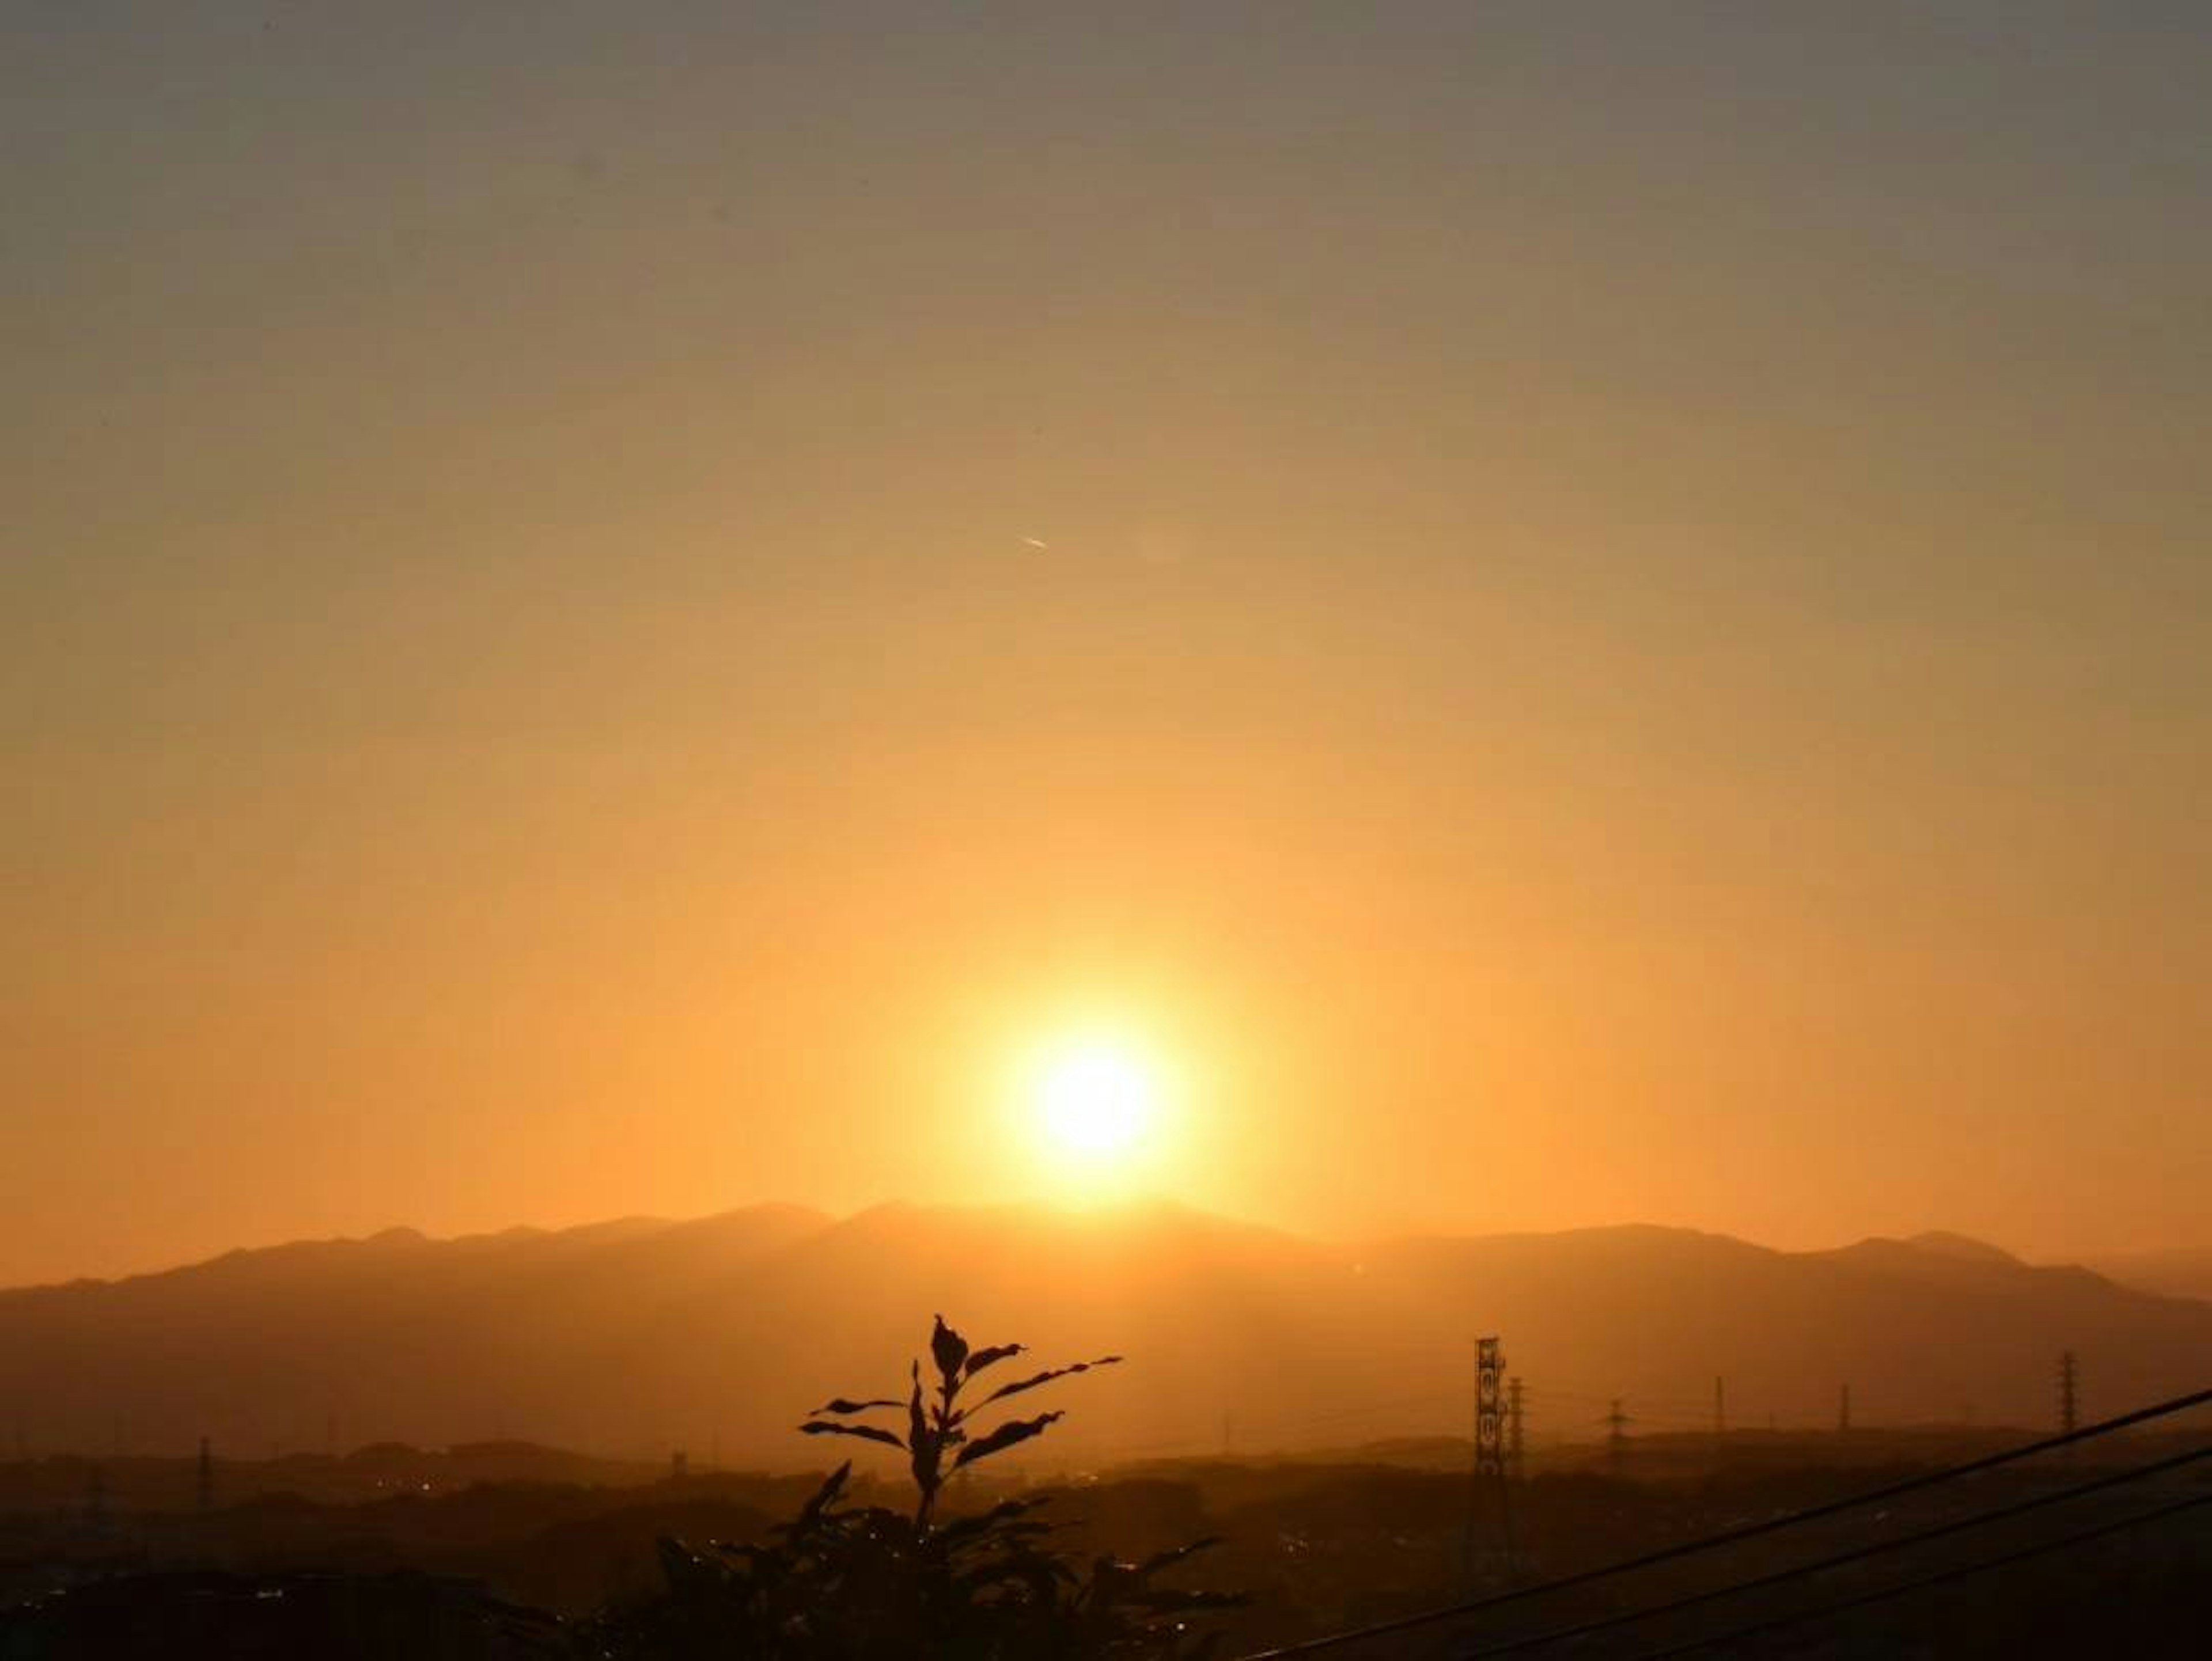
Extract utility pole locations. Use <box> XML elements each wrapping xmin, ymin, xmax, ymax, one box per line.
<box><xmin>1603</xmin><ymin>1399</ymin><xmax>1633</xmax><ymax>1476</ymax></box>
<box><xmin>1838</xmin><ymin>1383</ymin><xmax>1852</xmax><ymax>1435</ymax></box>
<box><xmin>1506</xmin><ymin>1377</ymin><xmax>1527</xmax><ymax>1480</ymax></box>
<box><xmin>2057</xmin><ymin>1351</ymin><xmax>2080</xmax><ymax>1435</ymax></box>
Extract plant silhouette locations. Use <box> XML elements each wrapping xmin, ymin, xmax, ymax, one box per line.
<box><xmin>592</xmin><ymin>1317</ymin><xmax>1243</xmax><ymax>1658</ymax></box>
<box><xmin>800</xmin><ymin>1314</ymin><xmax>1122</xmax><ymax>1529</ymax></box>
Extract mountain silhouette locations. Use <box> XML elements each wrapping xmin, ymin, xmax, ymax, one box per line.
<box><xmin>1900</xmin><ymin>1230</ymin><xmax>2024</xmax><ymax>1266</ymax></box>
<box><xmin>2</xmin><ymin>1204</ymin><xmax>2205</xmax><ymax>1465</ymax></box>
<box><xmin>2085</xmin><ymin>1245</ymin><xmax>2212</xmax><ymax>1304</ymax></box>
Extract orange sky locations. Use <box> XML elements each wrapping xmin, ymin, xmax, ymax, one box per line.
<box><xmin>5</xmin><ymin>4</ymin><xmax>2208</xmax><ymax>1284</ymax></box>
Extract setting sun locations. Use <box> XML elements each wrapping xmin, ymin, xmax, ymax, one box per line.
<box><xmin>1037</xmin><ymin>1042</ymin><xmax>1155</xmax><ymax>1156</ymax></box>
<box><xmin>1015</xmin><ymin>1033</ymin><xmax>1176</xmax><ymax>1186</ymax></box>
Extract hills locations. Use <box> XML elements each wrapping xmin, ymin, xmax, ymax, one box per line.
<box><xmin>2082</xmin><ymin>1246</ymin><xmax>2212</xmax><ymax>1304</ymax></box>
<box><xmin>2</xmin><ymin>1204</ymin><xmax>2206</xmax><ymax>1466</ymax></box>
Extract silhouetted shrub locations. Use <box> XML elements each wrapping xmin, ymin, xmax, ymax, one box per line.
<box><xmin>588</xmin><ymin>1317</ymin><xmax>1242</xmax><ymax>1659</ymax></box>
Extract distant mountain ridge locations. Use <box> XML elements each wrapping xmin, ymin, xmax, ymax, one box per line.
<box><xmin>1902</xmin><ymin>1230</ymin><xmax>2025</xmax><ymax>1266</ymax></box>
<box><xmin>2</xmin><ymin>1204</ymin><xmax>2205</xmax><ymax>1466</ymax></box>
<box><xmin>2082</xmin><ymin>1245</ymin><xmax>2212</xmax><ymax>1304</ymax></box>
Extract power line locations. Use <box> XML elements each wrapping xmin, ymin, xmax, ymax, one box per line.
<box><xmin>1522</xmin><ymin>1384</ymin><xmax>1710</xmax><ymax>1415</ymax></box>
<box><xmin>1638</xmin><ymin>1491</ymin><xmax>2212</xmax><ymax>1660</ymax></box>
<box><xmin>1460</xmin><ymin>1442</ymin><xmax>2211</xmax><ymax>1657</ymax></box>
<box><xmin>1238</xmin><ymin>1382</ymin><xmax>2212</xmax><ymax>1658</ymax></box>
<box><xmin>1089</xmin><ymin>1385</ymin><xmax>1471</xmax><ymax>1461</ymax></box>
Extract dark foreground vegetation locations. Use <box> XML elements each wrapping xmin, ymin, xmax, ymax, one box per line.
<box><xmin>586</xmin><ymin>1317</ymin><xmax>1242</xmax><ymax>1658</ymax></box>
<box><xmin>1</xmin><ymin>1325</ymin><xmax>2205</xmax><ymax>1656</ymax></box>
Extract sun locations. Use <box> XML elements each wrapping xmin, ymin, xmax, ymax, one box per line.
<box><xmin>1038</xmin><ymin>1044</ymin><xmax>1153</xmax><ymax>1155</ymax></box>
<box><xmin>1022</xmin><ymin>1036</ymin><xmax>1167</xmax><ymax>1176</ymax></box>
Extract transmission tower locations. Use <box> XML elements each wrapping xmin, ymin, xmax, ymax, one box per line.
<box><xmin>2057</xmin><ymin>1351</ymin><xmax>2080</xmax><ymax>1435</ymax></box>
<box><xmin>1475</xmin><ymin>1338</ymin><xmax>1507</xmax><ymax>1478</ymax></box>
<box><xmin>1603</xmin><ymin>1398</ymin><xmax>1633</xmax><ymax>1476</ymax></box>
<box><xmin>1506</xmin><ymin>1377</ymin><xmax>1526</xmax><ymax>1479</ymax></box>
<box><xmin>1460</xmin><ymin>1336</ymin><xmax>1513</xmax><ymax>1583</ymax></box>
<box><xmin>1464</xmin><ymin>1337</ymin><xmax>1514</xmax><ymax>1583</ymax></box>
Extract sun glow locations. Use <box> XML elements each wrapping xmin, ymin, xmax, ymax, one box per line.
<box><xmin>1021</xmin><ymin>1034</ymin><xmax>1170</xmax><ymax>1181</ymax></box>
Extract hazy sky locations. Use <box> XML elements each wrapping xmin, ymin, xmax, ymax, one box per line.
<box><xmin>6</xmin><ymin>2</ymin><xmax>2209</xmax><ymax>1285</ymax></box>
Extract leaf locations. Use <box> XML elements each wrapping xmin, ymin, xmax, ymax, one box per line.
<box><xmin>907</xmin><ymin>1366</ymin><xmax>929</xmax><ymax>1449</ymax></box>
<box><xmin>797</xmin><ymin>1421</ymin><xmax>906</xmax><ymax>1451</ymax></box>
<box><xmin>795</xmin><ymin>1462</ymin><xmax>851</xmax><ymax>1529</ymax></box>
<box><xmin>930</xmin><ymin>1314</ymin><xmax>970</xmax><ymax>1381</ymax></box>
<box><xmin>1135</xmin><ymin>1536</ymin><xmax>1226</xmax><ymax>1577</ymax></box>
<box><xmin>952</xmin><ymin>1409</ymin><xmax>1062</xmax><ymax>1468</ymax></box>
<box><xmin>811</xmin><ymin>1397</ymin><xmax>900</xmax><ymax>1416</ymax></box>
<box><xmin>977</xmin><ymin>1356</ymin><xmax>1123</xmax><ymax>1408</ymax></box>
<box><xmin>929</xmin><ymin>1496</ymin><xmax>1051</xmax><ymax>1550</ymax></box>
<box><xmin>908</xmin><ymin>1368</ymin><xmax>942</xmax><ymax>1497</ymax></box>
<box><xmin>961</xmin><ymin>1343</ymin><xmax>1026</xmax><ymax>1381</ymax></box>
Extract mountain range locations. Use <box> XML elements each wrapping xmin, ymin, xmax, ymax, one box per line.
<box><xmin>2</xmin><ymin>1204</ymin><xmax>2206</xmax><ymax>1466</ymax></box>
